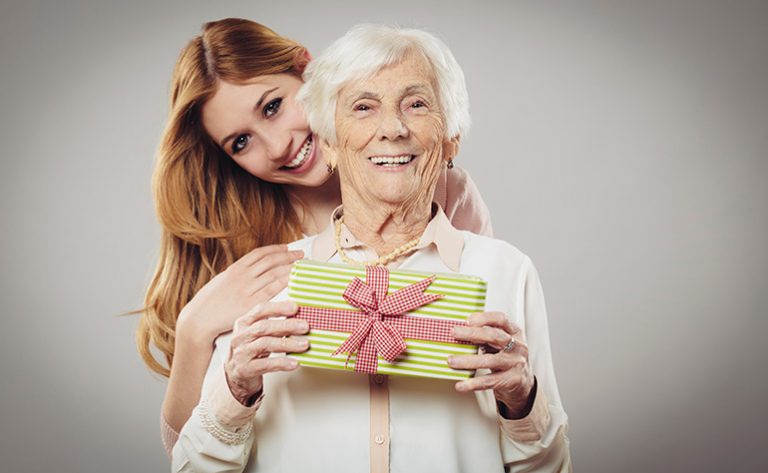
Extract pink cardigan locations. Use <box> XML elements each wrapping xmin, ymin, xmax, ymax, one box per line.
<box><xmin>160</xmin><ymin>165</ymin><xmax>493</xmax><ymax>455</ymax></box>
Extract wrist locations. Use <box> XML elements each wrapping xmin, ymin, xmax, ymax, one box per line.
<box><xmin>176</xmin><ymin>308</ymin><xmax>219</xmax><ymax>348</ymax></box>
<box><xmin>225</xmin><ymin>368</ymin><xmax>264</xmax><ymax>407</ymax></box>
<box><xmin>497</xmin><ymin>377</ymin><xmax>537</xmax><ymax>420</ymax></box>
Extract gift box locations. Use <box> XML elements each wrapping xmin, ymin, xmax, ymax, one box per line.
<box><xmin>288</xmin><ymin>260</ymin><xmax>486</xmax><ymax>380</ymax></box>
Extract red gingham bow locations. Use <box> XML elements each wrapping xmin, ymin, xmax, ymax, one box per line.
<box><xmin>296</xmin><ymin>265</ymin><xmax>464</xmax><ymax>374</ymax></box>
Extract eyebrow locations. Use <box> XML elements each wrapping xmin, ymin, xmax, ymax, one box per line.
<box><xmin>402</xmin><ymin>84</ymin><xmax>432</xmax><ymax>96</ymax></box>
<box><xmin>351</xmin><ymin>91</ymin><xmax>381</xmax><ymax>102</ymax></box>
<box><xmin>219</xmin><ymin>87</ymin><xmax>279</xmax><ymax>149</ymax></box>
<box><xmin>349</xmin><ymin>83</ymin><xmax>432</xmax><ymax>104</ymax></box>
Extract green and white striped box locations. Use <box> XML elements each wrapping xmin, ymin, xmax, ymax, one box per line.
<box><xmin>287</xmin><ymin>260</ymin><xmax>486</xmax><ymax>381</ymax></box>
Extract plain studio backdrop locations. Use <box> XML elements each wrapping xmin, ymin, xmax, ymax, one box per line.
<box><xmin>1</xmin><ymin>0</ymin><xmax>766</xmax><ymax>472</ymax></box>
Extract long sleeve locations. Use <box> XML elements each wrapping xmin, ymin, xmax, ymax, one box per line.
<box><xmin>435</xmin><ymin>165</ymin><xmax>494</xmax><ymax>237</ymax></box>
<box><xmin>500</xmin><ymin>259</ymin><xmax>572</xmax><ymax>472</ymax></box>
<box><xmin>171</xmin><ymin>335</ymin><xmax>259</xmax><ymax>473</ymax></box>
<box><xmin>161</xmin><ymin>413</ymin><xmax>180</xmax><ymax>457</ymax></box>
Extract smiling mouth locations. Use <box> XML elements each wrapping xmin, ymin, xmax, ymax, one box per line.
<box><xmin>368</xmin><ymin>154</ymin><xmax>415</xmax><ymax>167</ymax></box>
<box><xmin>281</xmin><ymin>136</ymin><xmax>313</xmax><ymax>170</ymax></box>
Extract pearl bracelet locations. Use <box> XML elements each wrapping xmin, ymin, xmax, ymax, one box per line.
<box><xmin>198</xmin><ymin>398</ymin><xmax>254</xmax><ymax>446</ymax></box>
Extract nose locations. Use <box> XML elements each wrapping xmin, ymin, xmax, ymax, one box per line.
<box><xmin>376</xmin><ymin>109</ymin><xmax>409</xmax><ymax>141</ymax></box>
<box><xmin>257</xmin><ymin>129</ymin><xmax>291</xmax><ymax>162</ymax></box>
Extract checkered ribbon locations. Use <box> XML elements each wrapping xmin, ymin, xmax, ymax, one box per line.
<box><xmin>296</xmin><ymin>266</ymin><xmax>466</xmax><ymax>374</ymax></box>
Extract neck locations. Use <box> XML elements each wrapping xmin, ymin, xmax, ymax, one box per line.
<box><xmin>342</xmin><ymin>197</ymin><xmax>432</xmax><ymax>257</ymax></box>
<box><xmin>287</xmin><ymin>172</ymin><xmax>341</xmax><ymax>236</ymax></box>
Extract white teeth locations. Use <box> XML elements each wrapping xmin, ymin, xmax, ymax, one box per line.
<box><xmin>368</xmin><ymin>155</ymin><xmax>413</xmax><ymax>166</ymax></box>
<box><xmin>283</xmin><ymin>136</ymin><xmax>312</xmax><ymax>169</ymax></box>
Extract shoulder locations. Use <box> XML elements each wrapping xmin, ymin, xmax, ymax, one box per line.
<box><xmin>435</xmin><ymin>165</ymin><xmax>471</xmax><ymax>206</ymax></box>
<box><xmin>439</xmin><ymin>165</ymin><xmax>493</xmax><ymax>237</ymax></box>
<box><xmin>458</xmin><ymin>233</ymin><xmax>540</xmax><ymax>323</ymax></box>
<box><xmin>287</xmin><ymin>235</ymin><xmax>316</xmax><ymax>253</ymax></box>
<box><xmin>446</xmin><ymin>164</ymin><xmax>472</xmax><ymax>186</ymax></box>
<box><xmin>442</xmin><ymin>165</ymin><xmax>474</xmax><ymax>201</ymax></box>
<box><xmin>460</xmin><ymin>232</ymin><xmax>533</xmax><ymax>273</ymax></box>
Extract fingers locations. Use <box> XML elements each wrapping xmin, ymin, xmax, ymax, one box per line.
<box><xmin>454</xmin><ymin>371</ymin><xmax>506</xmax><ymax>392</ymax></box>
<box><xmin>453</xmin><ymin>369</ymin><xmax>534</xmax><ymax>393</ymax></box>
<box><xmin>466</xmin><ymin>312</ymin><xmax>521</xmax><ymax>335</ymax></box>
<box><xmin>452</xmin><ymin>325</ymin><xmax>514</xmax><ymax>351</ymax></box>
<box><xmin>244</xmin><ymin>250</ymin><xmax>300</xmax><ymax>304</ymax></box>
<box><xmin>234</xmin><ymin>300</ymin><xmax>299</xmax><ymax>332</ymax></box>
<box><xmin>251</xmin><ymin>265</ymin><xmax>291</xmax><ymax>298</ymax></box>
<box><xmin>225</xmin><ymin>354</ymin><xmax>300</xmax><ymax>397</ymax></box>
<box><xmin>232</xmin><ymin>335</ymin><xmax>310</xmax><ymax>360</ymax></box>
<box><xmin>233</xmin><ymin>318</ymin><xmax>309</xmax><ymax>347</ymax></box>
<box><xmin>237</xmin><ymin>244</ymin><xmax>295</xmax><ymax>268</ymax></box>
<box><xmin>249</xmin><ymin>248</ymin><xmax>304</xmax><ymax>278</ymax></box>
<box><xmin>447</xmin><ymin>353</ymin><xmax>517</xmax><ymax>371</ymax></box>
<box><xmin>453</xmin><ymin>312</ymin><xmax>526</xmax><ymax>352</ymax></box>
<box><xmin>231</xmin><ymin>301</ymin><xmax>310</xmax><ymax>364</ymax></box>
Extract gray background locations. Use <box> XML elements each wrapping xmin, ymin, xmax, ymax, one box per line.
<box><xmin>1</xmin><ymin>0</ymin><xmax>766</xmax><ymax>472</ymax></box>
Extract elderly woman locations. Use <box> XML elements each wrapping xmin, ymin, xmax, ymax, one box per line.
<box><xmin>172</xmin><ymin>25</ymin><xmax>571</xmax><ymax>473</ymax></box>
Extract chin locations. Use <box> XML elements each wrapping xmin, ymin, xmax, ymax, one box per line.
<box><xmin>371</xmin><ymin>190</ymin><xmax>416</xmax><ymax>205</ymax></box>
<box><xmin>293</xmin><ymin>165</ymin><xmax>332</xmax><ymax>188</ymax></box>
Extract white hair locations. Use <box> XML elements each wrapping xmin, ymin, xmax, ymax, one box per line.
<box><xmin>298</xmin><ymin>24</ymin><xmax>470</xmax><ymax>144</ymax></box>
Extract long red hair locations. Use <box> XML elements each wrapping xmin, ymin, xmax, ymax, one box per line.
<box><xmin>137</xmin><ymin>18</ymin><xmax>308</xmax><ymax>376</ymax></box>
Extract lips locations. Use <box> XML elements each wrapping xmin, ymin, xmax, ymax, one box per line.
<box><xmin>281</xmin><ymin>135</ymin><xmax>313</xmax><ymax>170</ymax></box>
<box><xmin>368</xmin><ymin>154</ymin><xmax>415</xmax><ymax>166</ymax></box>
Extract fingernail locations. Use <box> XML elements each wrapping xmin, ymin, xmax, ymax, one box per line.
<box><xmin>288</xmin><ymin>358</ymin><xmax>299</xmax><ymax>368</ymax></box>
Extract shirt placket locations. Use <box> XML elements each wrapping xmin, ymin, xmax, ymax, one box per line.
<box><xmin>369</xmin><ymin>373</ymin><xmax>390</xmax><ymax>473</ymax></box>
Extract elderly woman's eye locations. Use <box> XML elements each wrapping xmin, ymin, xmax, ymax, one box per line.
<box><xmin>354</xmin><ymin>103</ymin><xmax>371</xmax><ymax>112</ymax></box>
<box><xmin>263</xmin><ymin>98</ymin><xmax>283</xmax><ymax>117</ymax></box>
<box><xmin>231</xmin><ymin>134</ymin><xmax>250</xmax><ymax>154</ymax></box>
<box><xmin>411</xmin><ymin>100</ymin><xmax>426</xmax><ymax>108</ymax></box>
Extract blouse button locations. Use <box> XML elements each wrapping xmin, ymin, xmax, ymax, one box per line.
<box><xmin>374</xmin><ymin>434</ymin><xmax>386</xmax><ymax>445</ymax></box>
<box><xmin>374</xmin><ymin>374</ymin><xmax>385</xmax><ymax>384</ymax></box>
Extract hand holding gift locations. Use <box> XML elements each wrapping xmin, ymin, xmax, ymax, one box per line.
<box><xmin>448</xmin><ymin>312</ymin><xmax>536</xmax><ymax>419</ymax></box>
<box><xmin>288</xmin><ymin>260</ymin><xmax>486</xmax><ymax>380</ymax></box>
<box><xmin>224</xmin><ymin>300</ymin><xmax>310</xmax><ymax>406</ymax></box>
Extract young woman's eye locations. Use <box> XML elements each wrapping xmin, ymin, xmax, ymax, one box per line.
<box><xmin>263</xmin><ymin>98</ymin><xmax>283</xmax><ymax>118</ymax></box>
<box><xmin>231</xmin><ymin>134</ymin><xmax>250</xmax><ymax>154</ymax></box>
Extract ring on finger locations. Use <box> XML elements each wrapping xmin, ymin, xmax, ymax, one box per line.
<box><xmin>502</xmin><ymin>338</ymin><xmax>517</xmax><ymax>353</ymax></box>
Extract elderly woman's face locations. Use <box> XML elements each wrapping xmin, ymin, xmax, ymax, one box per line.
<box><xmin>331</xmin><ymin>54</ymin><xmax>449</xmax><ymax>206</ymax></box>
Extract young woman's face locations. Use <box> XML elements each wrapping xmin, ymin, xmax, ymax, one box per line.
<box><xmin>202</xmin><ymin>74</ymin><xmax>330</xmax><ymax>188</ymax></box>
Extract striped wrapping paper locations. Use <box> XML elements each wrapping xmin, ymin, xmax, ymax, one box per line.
<box><xmin>287</xmin><ymin>260</ymin><xmax>487</xmax><ymax>380</ymax></box>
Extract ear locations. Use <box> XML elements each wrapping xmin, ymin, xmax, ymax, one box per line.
<box><xmin>319</xmin><ymin>138</ymin><xmax>338</xmax><ymax>170</ymax></box>
<box><xmin>442</xmin><ymin>135</ymin><xmax>461</xmax><ymax>163</ymax></box>
<box><xmin>293</xmin><ymin>49</ymin><xmax>313</xmax><ymax>75</ymax></box>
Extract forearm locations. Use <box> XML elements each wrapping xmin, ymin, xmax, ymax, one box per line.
<box><xmin>172</xmin><ymin>403</ymin><xmax>253</xmax><ymax>473</ymax></box>
<box><xmin>502</xmin><ymin>416</ymin><xmax>571</xmax><ymax>473</ymax></box>
<box><xmin>163</xmin><ymin>317</ymin><xmax>218</xmax><ymax>436</ymax></box>
<box><xmin>501</xmin><ymin>259</ymin><xmax>571</xmax><ymax>471</ymax></box>
<box><xmin>171</xmin><ymin>369</ymin><xmax>259</xmax><ymax>473</ymax></box>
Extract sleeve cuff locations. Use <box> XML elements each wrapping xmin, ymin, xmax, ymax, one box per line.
<box><xmin>498</xmin><ymin>381</ymin><xmax>551</xmax><ymax>442</ymax></box>
<box><xmin>208</xmin><ymin>368</ymin><xmax>264</xmax><ymax>429</ymax></box>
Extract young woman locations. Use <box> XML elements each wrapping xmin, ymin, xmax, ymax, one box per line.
<box><xmin>137</xmin><ymin>17</ymin><xmax>493</xmax><ymax>454</ymax></box>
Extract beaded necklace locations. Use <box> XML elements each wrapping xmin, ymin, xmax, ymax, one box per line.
<box><xmin>334</xmin><ymin>216</ymin><xmax>420</xmax><ymax>267</ymax></box>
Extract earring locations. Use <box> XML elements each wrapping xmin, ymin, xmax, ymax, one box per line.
<box><xmin>447</xmin><ymin>159</ymin><xmax>454</xmax><ymax>170</ymax></box>
<box><xmin>326</xmin><ymin>163</ymin><xmax>335</xmax><ymax>174</ymax></box>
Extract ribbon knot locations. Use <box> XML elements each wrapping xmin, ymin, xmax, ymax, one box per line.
<box><xmin>331</xmin><ymin>266</ymin><xmax>442</xmax><ymax>373</ymax></box>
